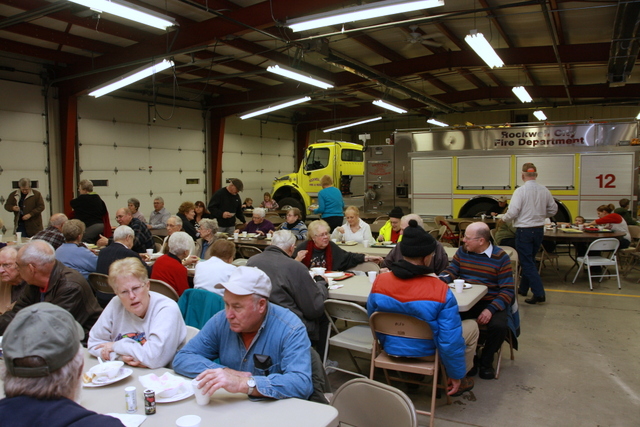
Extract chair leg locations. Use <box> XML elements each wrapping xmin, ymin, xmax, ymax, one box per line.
<box><xmin>587</xmin><ymin>264</ymin><xmax>594</xmax><ymax>291</ymax></box>
<box><xmin>572</xmin><ymin>260</ymin><xmax>585</xmax><ymax>283</ymax></box>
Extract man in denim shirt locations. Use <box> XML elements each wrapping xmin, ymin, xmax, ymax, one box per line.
<box><xmin>173</xmin><ymin>266</ymin><xmax>313</xmax><ymax>400</ymax></box>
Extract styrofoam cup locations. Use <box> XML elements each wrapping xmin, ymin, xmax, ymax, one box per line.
<box><xmin>146</xmin><ymin>249</ymin><xmax>153</xmax><ymax>256</ymax></box>
<box><xmin>454</xmin><ymin>279</ymin><xmax>464</xmax><ymax>293</ymax></box>
<box><xmin>578</xmin><ymin>224</ymin><xmax>584</xmax><ymax>231</ymax></box>
<box><xmin>363</xmin><ymin>240</ymin><xmax>370</xmax><ymax>248</ymax></box>
<box><xmin>15</xmin><ymin>232</ymin><xmax>22</xmax><ymax>242</ymax></box>
<box><xmin>176</xmin><ymin>415</ymin><xmax>201</xmax><ymax>427</ymax></box>
<box><xmin>191</xmin><ymin>379</ymin><xmax>210</xmax><ymax>406</ymax></box>
<box><xmin>368</xmin><ymin>271</ymin><xmax>377</xmax><ymax>283</ymax></box>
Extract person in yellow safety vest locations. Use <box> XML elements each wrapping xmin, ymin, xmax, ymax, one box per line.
<box><xmin>377</xmin><ymin>207</ymin><xmax>404</xmax><ymax>243</ymax></box>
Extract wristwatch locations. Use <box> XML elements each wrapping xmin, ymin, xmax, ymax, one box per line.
<box><xmin>247</xmin><ymin>377</ymin><xmax>256</xmax><ymax>396</ymax></box>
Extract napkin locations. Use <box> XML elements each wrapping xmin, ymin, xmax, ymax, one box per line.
<box><xmin>139</xmin><ymin>372</ymin><xmax>185</xmax><ymax>398</ymax></box>
<box><xmin>106</xmin><ymin>413</ymin><xmax>146</xmax><ymax>427</ymax></box>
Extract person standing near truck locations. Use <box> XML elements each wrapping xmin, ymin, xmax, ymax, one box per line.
<box><xmin>312</xmin><ymin>175</ymin><xmax>344</xmax><ymax>232</ymax></box>
<box><xmin>501</xmin><ymin>163</ymin><xmax>557</xmax><ymax>305</ymax></box>
<box><xmin>208</xmin><ymin>179</ymin><xmax>246</xmax><ymax>235</ymax></box>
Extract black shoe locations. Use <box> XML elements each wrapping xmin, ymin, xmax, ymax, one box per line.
<box><xmin>479</xmin><ymin>366</ymin><xmax>495</xmax><ymax>380</ymax></box>
<box><xmin>525</xmin><ymin>295</ymin><xmax>546</xmax><ymax>304</ymax></box>
<box><xmin>467</xmin><ymin>365</ymin><xmax>478</xmax><ymax>377</ymax></box>
<box><xmin>518</xmin><ymin>289</ymin><xmax>528</xmax><ymax>296</ymax></box>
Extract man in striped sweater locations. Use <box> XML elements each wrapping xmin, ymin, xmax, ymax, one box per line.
<box><xmin>442</xmin><ymin>222</ymin><xmax>514</xmax><ymax>380</ymax></box>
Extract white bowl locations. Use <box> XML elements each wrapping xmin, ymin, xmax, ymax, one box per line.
<box><xmin>325</xmin><ymin>272</ymin><xmax>344</xmax><ymax>278</ymax></box>
<box><xmin>89</xmin><ymin>361</ymin><xmax>124</xmax><ymax>379</ymax></box>
<box><xmin>310</xmin><ymin>267</ymin><xmax>326</xmax><ymax>275</ymax></box>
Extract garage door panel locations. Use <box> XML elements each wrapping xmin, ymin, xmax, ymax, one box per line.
<box><xmin>79</xmin><ymin>146</ymin><xmax>123</xmax><ymax>171</ymax></box>
<box><xmin>149</xmin><ymin>171</ymin><xmax>183</xmax><ymax>193</ymax></box>
<box><xmin>0</xmin><ymin>112</ymin><xmax>44</xmax><ymax>141</ymax></box>
<box><xmin>0</xmin><ymin>81</ymin><xmax>44</xmax><ymax>113</ymax></box>
<box><xmin>0</xmin><ymin>140</ymin><xmax>48</xmax><ymax>167</ymax></box>
<box><xmin>149</xmin><ymin>149</ymin><xmax>204</xmax><ymax>170</ymax></box>
<box><xmin>80</xmin><ymin>119</ymin><xmax>150</xmax><ymax>148</ymax></box>
<box><xmin>149</xmin><ymin>127</ymin><xmax>203</xmax><ymax>150</ymax></box>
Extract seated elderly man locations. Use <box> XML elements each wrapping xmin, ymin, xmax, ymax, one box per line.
<box><xmin>294</xmin><ymin>220</ymin><xmax>382</xmax><ymax>270</ymax></box>
<box><xmin>31</xmin><ymin>213</ymin><xmax>68</xmax><ymax>249</ymax></box>
<box><xmin>147</xmin><ymin>197</ymin><xmax>171</xmax><ymax>232</ymax></box>
<box><xmin>194</xmin><ymin>218</ymin><xmax>219</xmax><ymax>260</ymax></box>
<box><xmin>110</xmin><ymin>208</ymin><xmax>154</xmax><ymax>253</ymax></box>
<box><xmin>151</xmin><ymin>231</ymin><xmax>194</xmax><ymax>296</ymax></box>
<box><xmin>368</xmin><ymin>220</ymin><xmax>478</xmax><ymax>396</ymax></box>
<box><xmin>160</xmin><ymin>214</ymin><xmax>183</xmax><ymax>253</ymax></box>
<box><xmin>55</xmin><ymin>219</ymin><xmax>98</xmax><ymax>280</ymax></box>
<box><xmin>88</xmin><ymin>258</ymin><xmax>186</xmax><ymax>369</ymax></box>
<box><xmin>380</xmin><ymin>214</ymin><xmax>448</xmax><ymax>274</ymax></box>
<box><xmin>173</xmin><ymin>266</ymin><xmax>313</xmax><ymax>400</ymax></box>
<box><xmin>0</xmin><ymin>247</ymin><xmax>27</xmax><ymax>314</ymax></box>
<box><xmin>96</xmin><ymin>225</ymin><xmax>150</xmax><ymax>276</ymax></box>
<box><xmin>194</xmin><ymin>239</ymin><xmax>236</xmax><ymax>295</ymax></box>
<box><xmin>0</xmin><ymin>303</ymin><xmax>124</xmax><ymax>426</ymax></box>
<box><xmin>377</xmin><ymin>206</ymin><xmax>404</xmax><ymax>243</ymax></box>
<box><xmin>0</xmin><ymin>240</ymin><xmax>102</xmax><ymax>343</ymax></box>
<box><xmin>247</xmin><ymin>230</ymin><xmax>328</xmax><ymax>352</ymax></box>
<box><xmin>441</xmin><ymin>222</ymin><xmax>516</xmax><ymax>380</ymax></box>
<box><xmin>236</xmin><ymin>207</ymin><xmax>275</xmax><ymax>236</ymax></box>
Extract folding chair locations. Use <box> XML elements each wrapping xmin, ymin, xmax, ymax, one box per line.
<box><xmin>572</xmin><ymin>238</ymin><xmax>621</xmax><ymax>290</ymax></box>
<box><xmin>349</xmin><ymin>262</ymin><xmax>380</xmax><ymax>273</ymax></box>
<box><xmin>435</xmin><ymin>216</ymin><xmax>459</xmax><ymax>246</ymax></box>
<box><xmin>331</xmin><ymin>378</ymin><xmax>417</xmax><ymax>427</ymax></box>
<box><xmin>149</xmin><ymin>278</ymin><xmax>180</xmax><ymax>301</ymax></box>
<box><xmin>456</xmin><ymin>220</ymin><xmax>473</xmax><ymax>246</ymax></box>
<box><xmin>236</xmin><ymin>244</ymin><xmax>262</xmax><ymax>259</ymax></box>
<box><xmin>323</xmin><ymin>299</ymin><xmax>373</xmax><ymax>378</ymax></box>
<box><xmin>88</xmin><ymin>272</ymin><xmax>116</xmax><ymax>308</ymax></box>
<box><xmin>537</xmin><ymin>245</ymin><xmax>562</xmax><ymax>280</ymax></box>
<box><xmin>369</xmin><ymin>312</ymin><xmax>450</xmax><ymax>427</ymax></box>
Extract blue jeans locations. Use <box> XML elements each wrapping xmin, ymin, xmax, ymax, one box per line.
<box><xmin>516</xmin><ymin>227</ymin><xmax>545</xmax><ymax>297</ymax></box>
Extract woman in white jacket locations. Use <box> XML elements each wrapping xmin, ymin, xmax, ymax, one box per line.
<box><xmin>88</xmin><ymin>257</ymin><xmax>186</xmax><ymax>369</ymax></box>
<box><xmin>331</xmin><ymin>205</ymin><xmax>374</xmax><ymax>245</ymax></box>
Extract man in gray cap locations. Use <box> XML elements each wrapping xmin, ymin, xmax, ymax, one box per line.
<box><xmin>173</xmin><ymin>266</ymin><xmax>313</xmax><ymax>400</ymax></box>
<box><xmin>0</xmin><ymin>302</ymin><xmax>124</xmax><ymax>426</ymax></box>
<box><xmin>368</xmin><ymin>219</ymin><xmax>478</xmax><ymax>397</ymax></box>
<box><xmin>207</xmin><ymin>178</ymin><xmax>246</xmax><ymax>234</ymax></box>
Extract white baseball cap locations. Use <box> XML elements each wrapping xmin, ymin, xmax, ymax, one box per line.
<box><xmin>215</xmin><ymin>266</ymin><xmax>272</xmax><ymax>298</ymax></box>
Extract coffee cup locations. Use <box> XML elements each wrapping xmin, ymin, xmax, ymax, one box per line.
<box><xmin>146</xmin><ymin>249</ymin><xmax>153</xmax><ymax>256</ymax></box>
<box><xmin>191</xmin><ymin>379</ymin><xmax>211</xmax><ymax>406</ymax></box>
<box><xmin>363</xmin><ymin>240</ymin><xmax>370</xmax><ymax>248</ymax></box>
<box><xmin>15</xmin><ymin>232</ymin><xmax>22</xmax><ymax>242</ymax></box>
<box><xmin>368</xmin><ymin>271</ymin><xmax>377</xmax><ymax>283</ymax></box>
<box><xmin>454</xmin><ymin>279</ymin><xmax>465</xmax><ymax>293</ymax></box>
<box><xmin>578</xmin><ymin>224</ymin><xmax>584</xmax><ymax>231</ymax></box>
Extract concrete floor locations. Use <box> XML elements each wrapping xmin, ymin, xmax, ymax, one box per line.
<box><xmin>326</xmin><ymin>255</ymin><xmax>640</xmax><ymax>427</ymax></box>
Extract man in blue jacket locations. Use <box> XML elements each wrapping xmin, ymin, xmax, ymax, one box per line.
<box><xmin>367</xmin><ymin>220</ymin><xmax>478</xmax><ymax>396</ymax></box>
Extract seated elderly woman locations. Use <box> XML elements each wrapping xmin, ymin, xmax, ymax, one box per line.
<box><xmin>293</xmin><ymin>220</ymin><xmax>383</xmax><ymax>271</ymax></box>
<box><xmin>331</xmin><ymin>205</ymin><xmax>374</xmax><ymax>245</ymax></box>
<box><xmin>278</xmin><ymin>207</ymin><xmax>308</xmax><ymax>240</ymax></box>
<box><xmin>54</xmin><ymin>219</ymin><xmax>98</xmax><ymax>280</ymax></box>
<box><xmin>151</xmin><ymin>231</ymin><xmax>194</xmax><ymax>296</ymax></box>
<box><xmin>128</xmin><ymin>197</ymin><xmax>146</xmax><ymax>223</ymax></box>
<box><xmin>194</xmin><ymin>218</ymin><xmax>219</xmax><ymax>260</ymax></box>
<box><xmin>88</xmin><ymin>257</ymin><xmax>186</xmax><ymax>369</ymax></box>
<box><xmin>236</xmin><ymin>207</ymin><xmax>275</xmax><ymax>236</ymax></box>
<box><xmin>177</xmin><ymin>201</ymin><xmax>198</xmax><ymax>240</ymax></box>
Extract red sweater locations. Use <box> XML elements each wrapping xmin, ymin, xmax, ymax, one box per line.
<box><xmin>151</xmin><ymin>253</ymin><xmax>189</xmax><ymax>296</ymax></box>
<box><xmin>595</xmin><ymin>213</ymin><xmax>623</xmax><ymax>225</ymax></box>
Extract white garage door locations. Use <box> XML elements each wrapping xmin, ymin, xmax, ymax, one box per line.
<box><xmin>77</xmin><ymin>97</ymin><xmax>206</xmax><ymax>225</ymax></box>
<box><xmin>0</xmin><ymin>80</ymin><xmax>51</xmax><ymax>234</ymax></box>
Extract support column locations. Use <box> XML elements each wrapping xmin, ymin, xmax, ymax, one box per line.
<box><xmin>58</xmin><ymin>91</ymin><xmax>77</xmax><ymax>216</ymax></box>
<box><xmin>209</xmin><ymin>114</ymin><xmax>226</xmax><ymax>191</ymax></box>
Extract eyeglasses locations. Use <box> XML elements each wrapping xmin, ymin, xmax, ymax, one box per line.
<box><xmin>119</xmin><ymin>285</ymin><xmax>145</xmax><ymax>299</ymax></box>
<box><xmin>315</xmin><ymin>232</ymin><xmax>330</xmax><ymax>238</ymax></box>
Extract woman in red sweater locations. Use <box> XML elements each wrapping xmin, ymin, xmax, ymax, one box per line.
<box><xmin>586</xmin><ymin>204</ymin><xmax>631</xmax><ymax>249</ymax></box>
<box><xmin>151</xmin><ymin>231</ymin><xmax>194</xmax><ymax>295</ymax></box>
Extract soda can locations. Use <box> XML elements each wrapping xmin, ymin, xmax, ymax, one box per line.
<box><xmin>125</xmin><ymin>386</ymin><xmax>137</xmax><ymax>413</ymax></box>
<box><xmin>144</xmin><ymin>389</ymin><xmax>156</xmax><ymax>415</ymax></box>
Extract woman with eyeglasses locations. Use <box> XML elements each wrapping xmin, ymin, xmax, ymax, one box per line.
<box><xmin>278</xmin><ymin>207</ymin><xmax>307</xmax><ymax>240</ymax></box>
<box><xmin>87</xmin><ymin>257</ymin><xmax>186</xmax><ymax>369</ymax></box>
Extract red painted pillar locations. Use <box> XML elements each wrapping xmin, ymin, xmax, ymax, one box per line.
<box><xmin>209</xmin><ymin>114</ymin><xmax>226</xmax><ymax>193</ymax></box>
<box><xmin>59</xmin><ymin>91</ymin><xmax>77</xmax><ymax>216</ymax></box>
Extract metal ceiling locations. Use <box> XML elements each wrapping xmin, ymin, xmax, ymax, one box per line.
<box><xmin>0</xmin><ymin>0</ymin><xmax>638</xmax><ymax>128</ymax></box>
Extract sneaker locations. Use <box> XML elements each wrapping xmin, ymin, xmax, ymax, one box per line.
<box><xmin>325</xmin><ymin>359</ymin><xmax>339</xmax><ymax>374</ymax></box>
<box><xmin>451</xmin><ymin>377</ymin><xmax>474</xmax><ymax>397</ymax></box>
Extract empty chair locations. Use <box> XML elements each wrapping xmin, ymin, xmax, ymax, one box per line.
<box><xmin>88</xmin><ymin>272</ymin><xmax>116</xmax><ymax>308</ymax></box>
<box><xmin>149</xmin><ymin>278</ymin><xmax>180</xmax><ymax>301</ymax></box>
<box><xmin>572</xmin><ymin>238</ymin><xmax>621</xmax><ymax>290</ymax></box>
<box><xmin>457</xmin><ymin>220</ymin><xmax>474</xmax><ymax>246</ymax></box>
<box><xmin>369</xmin><ymin>312</ymin><xmax>450</xmax><ymax>427</ymax></box>
<box><xmin>323</xmin><ymin>299</ymin><xmax>373</xmax><ymax>378</ymax></box>
<box><xmin>349</xmin><ymin>261</ymin><xmax>380</xmax><ymax>273</ymax></box>
<box><xmin>370</xmin><ymin>216</ymin><xmax>389</xmax><ymax>236</ymax></box>
<box><xmin>184</xmin><ymin>325</ymin><xmax>200</xmax><ymax>343</ymax></box>
<box><xmin>236</xmin><ymin>244</ymin><xmax>262</xmax><ymax>259</ymax></box>
<box><xmin>331</xmin><ymin>378</ymin><xmax>417</xmax><ymax>427</ymax></box>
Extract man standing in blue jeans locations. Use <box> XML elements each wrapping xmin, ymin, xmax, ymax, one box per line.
<box><xmin>501</xmin><ymin>163</ymin><xmax>557</xmax><ymax>304</ymax></box>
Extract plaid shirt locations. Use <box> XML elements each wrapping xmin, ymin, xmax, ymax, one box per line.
<box><xmin>31</xmin><ymin>225</ymin><xmax>65</xmax><ymax>249</ymax></box>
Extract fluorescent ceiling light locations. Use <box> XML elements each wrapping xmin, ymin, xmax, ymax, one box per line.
<box><xmin>286</xmin><ymin>0</ymin><xmax>444</xmax><ymax>32</ymax></box>
<box><xmin>533</xmin><ymin>110</ymin><xmax>547</xmax><ymax>121</ymax></box>
<box><xmin>266</xmin><ymin>64</ymin><xmax>333</xmax><ymax>89</ymax></box>
<box><xmin>323</xmin><ymin>117</ymin><xmax>382</xmax><ymax>133</ymax></box>
<box><xmin>239</xmin><ymin>97</ymin><xmax>311</xmax><ymax>120</ymax></box>
<box><xmin>88</xmin><ymin>59</ymin><xmax>174</xmax><ymax>98</ymax></box>
<box><xmin>427</xmin><ymin>118</ymin><xmax>448</xmax><ymax>127</ymax></box>
<box><xmin>636</xmin><ymin>111</ymin><xmax>640</xmax><ymax>120</ymax></box>
<box><xmin>372</xmin><ymin>99</ymin><xmax>407</xmax><ymax>114</ymax></box>
<box><xmin>465</xmin><ymin>30</ymin><xmax>504</xmax><ymax>69</ymax></box>
<box><xmin>512</xmin><ymin>86</ymin><xmax>533</xmax><ymax>103</ymax></box>
<box><xmin>69</xmin><ymin>0</ymin><xmax>176</xmax><ymax>30</ymax></box>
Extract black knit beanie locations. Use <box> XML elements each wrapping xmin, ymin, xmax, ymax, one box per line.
<box><xmin>388</xmin><ymin>206</ymin><xmax>404</xmax><ymax>219</ymax></box>
<box><xmin>400</xmin><ymin>219</ymin><xmax>437</xmax><ymax>258</ymax></box>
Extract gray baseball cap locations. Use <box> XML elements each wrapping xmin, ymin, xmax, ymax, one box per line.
<box><xmin>3</xmin><ymin>303</ymin><xmax>84</xmax><ymax>378</ymax></box>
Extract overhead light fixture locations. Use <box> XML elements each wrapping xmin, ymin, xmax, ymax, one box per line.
<box><xmin>286</xmin><ymin>0</ymin><xmax>444</xmax><ymax>32</ymax></box>
<box><xmin>266</xmin><ymin>64</ymin><xmax>333</xmax><ymax>89</ymax></box>
<box><xmin>323</xmin><ymin>116</ymin><xmax>382</xmax><ymax>133</ymax></box>
<box><xmin>372</xmin><ymin>99</ymin><xmax>407</xmax><ymax>114</ymax></box>
<box><xmin>465</xmin><ymin>30</ymin><xmax>504</xmax><ymax>69</ymax></box>
<box><xmin>239</xmin><ymin>96</ymin><xmax>311</xmax><ymax>120</ymax></box>
<box><xmin>512</xmin><ymin>86</ymin><xmax>533</xmax><ymax>103</ymax></box>
<box><xmin>88</xmin><ymin>59</ymin><xmax>174</xmax><ymax>98</ymax></box>
<box><xmin>533</xmin><ymin>110</ymin><xmax>547</xmax><ymax>121</ymax></box>
<box><xmin>636</xmin><ymin>111</ymin><xmax>640</xmax><ymax>120</ymax></box>
<box><xmin>427</xmin><ymin>118</ymin><xmax>448</xmax><ymax>127</ymax></box>
<box><xmin>69</xmin><ymin>0</ymin><xmax>177</xmax><ymax>30</ymax></box>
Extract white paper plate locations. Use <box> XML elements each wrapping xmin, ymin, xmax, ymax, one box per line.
<box><xmin>84</xmin><ymin>368</ymin><xmax>133</xmax><ymax>387</ymax></box>
<box><xmin>448</xmin><ymin>283</ymin><xmax>473</xmax><ymax>290</ymax></box>
<box><xmin>325</xmin><ymin>272</ymin><xmax>344</xmax><ymax>278</ymax></box>
<box><xmin>155</xmin><ymin>383</ymin><xmax>195</xmax><ymax>403</ymax></box>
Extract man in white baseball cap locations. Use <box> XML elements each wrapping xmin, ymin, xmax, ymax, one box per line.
<box><xmin>173</xmin><ymin>266</ymin><xmax>313</xmax><ymax>400</ymax></box>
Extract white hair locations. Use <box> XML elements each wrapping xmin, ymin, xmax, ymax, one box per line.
<box><xmin>168</xmin><ymin>215</ymin><xmax>182</xmax><ymax>227</ymax></box>
<box><xmin>168</xmin><ymin>232</ymin><xmax>194</xmax><ymax>256</ymax></box>
<box><xmin>253</xmin><ymin>208</ymin><xmax>266</xmax><ymax>218</ymax></box>
<box><xmin>401</xmin><ymin>214</ymin><xmax>424</xmax><ymax>229</ymax></box>
<box><xmin>271</xmin><ymin>230</ymin><xmax>296</xmax><ymax>250</ymax></box>
<box><xmin>18</xmin><ymin>240</ymin><xmax>56</xmax><ymax>267</ymax></box>
<box><xmin>113</xmin><ymin>225</ymin><xmax>135</xmax><ymax>241</ymax></box>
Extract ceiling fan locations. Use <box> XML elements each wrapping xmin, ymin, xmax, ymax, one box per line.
<box><xmin>405</xmin><ymin>25</ymin><xmax>443</xmax><ymax>47</ymax></box>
